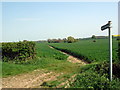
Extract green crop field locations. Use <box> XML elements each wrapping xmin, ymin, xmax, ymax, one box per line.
<box><xmin>49</xmin><ymin>38</ymin><xmax>119</xmax><ymax>63</ymax></box>
<box><xmin>2</xmin><ymin>43</ymin><xmax>81</xmax><ymax>77</ymax></box>
<box><xmin>48</xmin><ymin>38</ymin><xmax>120</xmax><ymax>88</ymax></box>
<box><xmin>1</xmin><ymin>39</ymin><xmax>120</xmax><ymax>88</ymax></box>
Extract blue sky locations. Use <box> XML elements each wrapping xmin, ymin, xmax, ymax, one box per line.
<box><xmin>2</xmin><ymin>2</ymin><xmax>118</xmax><ymax>42</ymax></box>
<box><xmin>0</xmin><ymin>2</ymin><xmax>2</xmax><ymax>42</ymax></box>
<box><xmin>118</xmin><ymin>1</ymin><xmax>120</xmax><ymax>35</ymax></box>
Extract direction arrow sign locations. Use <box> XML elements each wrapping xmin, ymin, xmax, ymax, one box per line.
<box><xmin>101</xmin><ymin>23</ymin><xmax>110</xmax><ymax>31</ymax></box>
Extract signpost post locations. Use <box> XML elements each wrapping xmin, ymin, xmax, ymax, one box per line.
<box><xmin>101</xmin><ymin>21</ymin><xmax>112</xmax><ymax>81</ymax></box>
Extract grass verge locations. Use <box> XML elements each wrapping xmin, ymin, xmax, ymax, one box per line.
<box><xmin>2</xmin><ymin>43</ymin><xmax>81</xmax><ymax>77</ymax></box>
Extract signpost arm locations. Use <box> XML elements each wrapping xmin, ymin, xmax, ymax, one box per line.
<box><xmin>108</xmin><ymin>22</ymin><xmax>112</xmax><ymax>81</ymax></box>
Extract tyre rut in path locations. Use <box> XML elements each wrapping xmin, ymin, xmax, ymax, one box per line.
<box><xmin>48</xmin><ymin>45</ymin><xmax>88</xmax><ymax>65</ymax></box>
<box><xmin>47</xmin><ymin>45</ymin><xmax>88</xmax><ymax>88</ymax></box>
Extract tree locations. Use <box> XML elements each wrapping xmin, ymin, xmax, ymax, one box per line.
<box><xmin>92</xmin><ymin>35</ymin><xmax>96</xmax><ymax>42</ymax></box>
<box><xmin>91</xmin><ymin>35</ymin><xmax>96</xmax><ymax>39</ymax></box>
<box><xmin>58</xmin><ymin>38</ymin><xmax>62</xmax><ymax>43</ymax></box>
<box><xmin>67</xmin><ymin>36</ymin><xmax>75</xmax><ymax>43</ymax></box>
<box><xmin>63</xmin><ymin>38</ymin><xmax>67</xmax><ymax>43</ymax></box>
<box><xmin>47</xmin><ymin>39</ymin><xmax>51</xmax><ymax>43</ymax></box>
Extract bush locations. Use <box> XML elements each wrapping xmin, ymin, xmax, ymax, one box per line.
<box><xmin>70</xmin><ymin>61</ymin><xmax>120</xmax><ymax>89</ymax></box>
<box><xmin>70</xmin><ymin>71</ymin><xmax>120</xmax><ymax>89</ymax></box>
<box><xmin>67</xmin><ymin>36</ymin><xmax>75</xmax><ymax>43</ymax></box>
<box><xmin>95</xmin><ymin>62</ymin><xmax>120</xmax><ymax>78</ymax></box>
<box><xmin>2</xmin><ymin>41</ymin><xmax>36</xmax><ymax>62</ymax></box>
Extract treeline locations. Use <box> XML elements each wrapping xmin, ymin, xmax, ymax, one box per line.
<box><xmin>47</xmin><ymin>36</ymin><xmax>79</xmax><ymax>43</ymax></box>
<box><xmin>2</xmin><ymin>40</ymin><xmax>36</xmax><ymax>62</ymax></box>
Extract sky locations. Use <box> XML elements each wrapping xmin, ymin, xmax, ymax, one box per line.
<box><xmin>118</xmin><ymin>1</ymin><xmax>120</xmax><ymax>35</ymax></box>
<box><xmin>2</xmin><ymin>2</ymin><xmax>118</xmax><ymax>42</ymax></box>
<box><xmin>0</xmin><ymin>2</ymin><xmax>2</xmax><ymax>42</ymax></box>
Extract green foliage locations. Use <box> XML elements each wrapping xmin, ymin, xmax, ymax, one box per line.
<box><xmin>70</xmin><ymin>71</ymin><xmax>120</xmax><ymax>89</ymax></box>
<box><xmin>2</xmin><ymin>62</ymin><xmax>33</xmax><ymax>77</ymax></box>
<box><xmin>67</xmin><ymin>36</ymin><xmax>75</xmax><ymax>43</ymax></box>
<box><xmin>2</xmin><ymin>40</ymin><xmax>120</xmax><ymax>88</ymax></box>
<box><xmin>2</xmin><ymin>41</ymin><xmax>36</xmax><ymax>62</ymax></box>
<box><xmin>36</xmin><ymin>43</ymin><xmax>68</xmax><ymax>60</ymax></box>
<box><xmin>49</xmin><ymin>38</ymin><xmax>119</xmax><ymax>63</ymax></box>
<box><xmin>47</xmin><ymin>36</ymin><xmax>78</xmax><ymax>43</ymax></box>
<box><xmin>68</xmin><ymin>62</ymin><xmax>120</xmax><ymax>88</ymax></box>
<box><xmin>49</xmin><ymin>39</ymin><xmax>120</xmax><ymax>88</ymax></box>
<box><xmin>91</xmin><ymin>35</ymin><xmax>96</xmax><ymax>39</ymax></box>
<box><xmin>2</xmin><ymin>43</ymin><xmax>80</xmax><ymax>77</ymax></box>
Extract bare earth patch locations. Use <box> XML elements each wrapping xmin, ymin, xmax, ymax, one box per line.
<box><xmin>2</xmin><ymin>69</ymin><xmax>62</xmax><ymax>88</ymax></box>
<box><xmin>67</xmin><ymin>56</ymin><xmax>87</xmax><ymax>65</ymax></box>
<box><xmin>0</xmin><ymin>78</ymin><xmax>2</xmax><ymax>89</ymax></box>
<box><xmin>56</xmin><ymin>74</ymin><xmax>77</xmax><ymax>88</ymax></box>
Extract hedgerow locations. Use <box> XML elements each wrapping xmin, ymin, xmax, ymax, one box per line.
<box><xmin>69</xmin><ymin>62</ymin><xmax>120</xmax><ymax>89</ymax></box>
<box><xmin>70</xmin><ymin>71</ymin><xmax>120</xmax><ymax>89</ymax></box>
<box><xmin>2</xmin><ymin>41</ymin><xmax>36</xmax><ymax>62</ymax></box>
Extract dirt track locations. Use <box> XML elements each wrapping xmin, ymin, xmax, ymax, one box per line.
<box><xmin>48</xmin><ymin>45</ymin><xmax>88</xmax><ymax>65</ymax></box>
<box><xmin>2</xmin><ymin>69</ymin><xmax>62</xmax><ymax>88</ymax></box>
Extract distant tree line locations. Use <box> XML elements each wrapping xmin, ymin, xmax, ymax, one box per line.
<box><xmin>47</xmin><ymin>36</ymin><xmax>79</xmax><ymax>43</ymax></box>
<box><xmin>47</xmin><ymin>35</ymin><xmax>120</xmax><ymax>43</ymax></box>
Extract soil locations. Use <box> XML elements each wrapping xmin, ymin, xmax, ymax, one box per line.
<box><xmin>2</xmin><ymin>69</ymin><xmax>62</xmax><ymax>88</ymax></box>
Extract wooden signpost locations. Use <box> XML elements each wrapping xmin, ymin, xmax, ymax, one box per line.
<box><xmin>101</xmin><ymin>21</ymin><xmax>112</xmax><ymax>81</ymax></box>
